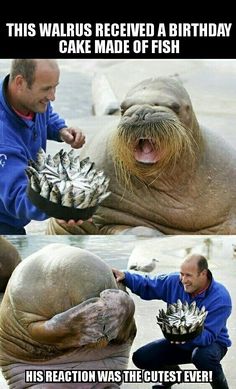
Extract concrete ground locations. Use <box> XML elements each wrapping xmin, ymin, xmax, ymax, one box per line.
<box><xmin>0</xmin><ymin>235</ymin><xmax>235</xmax><ymax>388</ymax></box>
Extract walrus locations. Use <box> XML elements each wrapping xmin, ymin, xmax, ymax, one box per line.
<box><xmin>0</xmin><ymin>244</ymin><xmax>136</xmax><ymax>389</ymax></box>
<box><xmin>47</xmin><ymin>77</ymin><xmax>236</xmax><ymax>235</ymax></box>
<box><xmin>0</xmin><ymin>236</ymin><xmax>21</xmax><ymax>292</ymax></box>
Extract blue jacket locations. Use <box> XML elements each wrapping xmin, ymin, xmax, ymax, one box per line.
<box><xmin>0</xmin><ymin>76</ymin><xmax>66</xmax><ymax>229</ymax></box>
<box><xmin>124</xmin><ymin>271</ymin><xmax>232</xmax><ymax>349</ymax></box>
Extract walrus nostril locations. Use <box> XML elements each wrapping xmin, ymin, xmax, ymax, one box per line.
<box><xmin>135</xmin><ymin>111</ymin><xmax>145</xmax><ymax>120</ymax></box>
<box><xmin>136</xmin><ymin>111</ymin><xmax>153</xmax><ymax>121</ymax></box>
<box><xmin>136</xmin><ymin>109</ymin><xmax>175</xmax><ymax>123</ymax></box>
<box><xmin>144</xmin><ymin>112</ymin><xmax>152</xmax><ymax>120</ymax></box>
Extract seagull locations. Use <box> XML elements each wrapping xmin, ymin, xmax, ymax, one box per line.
<box><xmin>129</xmin><ymin>258</ymin><xmax>159</xmax><ymax>273</ymax></box>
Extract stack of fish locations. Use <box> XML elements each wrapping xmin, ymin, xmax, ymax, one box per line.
<box><xmin>156</xmin><ymin>299</ymin><xmax>208</xmax><ymax>339</ymax></box>
<box><xmin>25</xmin><ymin>148</ymin><xmax>111</xmax><ymax>209</ymax></box>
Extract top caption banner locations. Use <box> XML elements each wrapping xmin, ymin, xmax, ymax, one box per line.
<box><xmin>1</xmin><ymin>21</ymin><xmax>235</xmax><ymax>58</ymax></box>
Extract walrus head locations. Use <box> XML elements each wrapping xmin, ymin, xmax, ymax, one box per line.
<box><xmin>111</xmin><ymin>77</ymin><xmax>204</xmax><ymax>187</ymax></box>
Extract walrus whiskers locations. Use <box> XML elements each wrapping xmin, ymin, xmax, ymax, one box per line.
<box><xmin>111</xmin><ymin>116</ymin><xmax>201</xmax><ymax>189</ymax></box>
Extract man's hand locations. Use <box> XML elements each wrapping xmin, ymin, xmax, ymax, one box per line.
<box><xmin>112</xmin><ymin>268</ymin><xmax>126</xmax><ymax>283</ymax></box>
<box><xmin>56</xmin><ymin>218</ymin><xmax>93</xmax><ymax>226</ymax></box>
<box><xmin>60</xmin><ymin>127</ymin><xmax>85</xmax><ymax>149</ymax></box>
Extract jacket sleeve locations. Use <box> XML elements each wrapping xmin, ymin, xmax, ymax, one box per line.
<box><xmin>46</xmin><ymin>103</ymin><xmax>67</xmax><ymax>141</ymax></box>
<box><xmin>0</xmin><ymin>145</ymin><xmax>48</xmax><ymax>223</ymax></box>
<box><xmin>124</xmin><ymin>271</ymin><xmax>171</xmax><ymax>300</ymax></box>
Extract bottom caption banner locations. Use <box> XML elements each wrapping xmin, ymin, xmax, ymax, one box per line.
<box><xmin>25</xmin><ymin>369</ymin><xmax>213</xmax><ymax>384</ymax></box>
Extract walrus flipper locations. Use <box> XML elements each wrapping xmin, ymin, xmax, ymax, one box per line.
<box><xmin>46</xmin><ymin>218</ymin><xmax>100</xmax><ymax>235</ymax></box>
<box><xmin>100</xmin><ymin>289</ymin><xmax>136</xmax><ymax>344</ymax></box>
<box><xmin>27</xmin><ymin>290</ymin><xmax>135</xmax><ymax>349</ymax></box>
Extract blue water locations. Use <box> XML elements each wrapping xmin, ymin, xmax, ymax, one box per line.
<box><xmin>4</xmin><ymin>235</ymin><xmax>141</xmax><ymax>269</ymax></box>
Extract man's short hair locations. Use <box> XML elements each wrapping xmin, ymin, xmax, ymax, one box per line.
<box><xmin>10</xmin><ymin>59</ymin><xmax>37</xmax><ymax>87</ymax></box>
<box><xmin>196</xmin><ymin>255</ymin><xmax>208</xmax><ymax>273</ymax></box>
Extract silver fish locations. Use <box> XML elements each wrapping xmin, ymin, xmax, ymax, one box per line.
<box><xmin>46</xmin><ymin>154</ymin><xmax>54</xmax><ymax>167</ymax></box>
<box><xmin>35</xmin><ymin>147</ymin><xmax>46</xmax><ymax>171</ymax></box>
<box><xmin>60</xmin><ymin>151</ymin><xmax>70</xmax><ymax>169</ymax></box>
<box><xmin>156</xmin><ymin>300</ymin><xmax>208</xmax><ymax>338</ymax></box>
<box><xmin>61</xmin><ymin>186</ymin><xmax>74</xmax><ymax>207</ymax></box>
<box><xmin>52</xmin><ymin>151</ymin><xmax>61</xmax><ymax>167</ymax></box>
<box><xmin>68</xmin><ymin>149</ymin><xmax>75</xmax><ymax>162</ymax></box>
<box><xmin>26</xmin><ymin>148</ymin><xmax>111</xmax><ymax>210</ymax></box>
<box><xmin>29</xmin><ymin>175</ymin><xmax>41</xmax><ymax>192</ymax></box>
<box><xmin>25</xmin><ymin>166</ymin><xmax>40</xmax><ymax>180</ymax></box>
<box><xmin>80</xmin><ymin>156</ymin><xmax>90</xmax><ymax>168</ymax></box>
<box><xmin>49</xmin><ymin>184</ymin><xmax>61</xmax><ymax>204</ymax></box>
<box><xmin>25</xmin><ymin>167</ymin><xmax>41</xmax><ymax>192</ymax></box>
<box><xmin>28</xmin><ymin>159</ymin><xmax>39</xmax><ymax>170</ymax></box>
<box><xmin>40</xmin><ymin>178</ymin><xmax>52</xmax><ymax>199</ymax></box>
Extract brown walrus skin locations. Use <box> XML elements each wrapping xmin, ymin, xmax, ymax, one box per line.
<box><xmin>0</xmin><ymin>244</ymin><xmax>136</xmax><ymax>389</ymax></box>
<box><xmin>47</xmin><ymin>77</ymin><xmax>236</xmax><ymax>236</ymax></box>
<box><xmin>0</xmin><ymin>236</ymin><xmax>21</xmax><ymax>292</ymax></box>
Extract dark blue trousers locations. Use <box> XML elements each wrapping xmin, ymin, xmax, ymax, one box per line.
<box><xmin>0</xmin><ymin>223</ymin><xmax>26</xmax><ymax>235</ymax></box>
<box><xmin>133</xmin><ymin>338</ymin><xmax>227</xmax><ymax>381</ymax></box>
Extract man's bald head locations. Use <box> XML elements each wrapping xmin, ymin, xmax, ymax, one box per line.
<box><xmin>182</xmin><ymin>254</ymin><xmax>208</xmax><ymax>273</ymax></box>
<box><xmin>8</xmin><ymin>59</ymin><xmax>60</xmax><ymax>114</ymax></box>
<box><xmin>180</xmin><ymin>254</ymin><xmax>210</xmax><ymax>295</ymax></box>
<box><xmin>10</xmin><ymin>59</ymin><xmax>59</xmax><ymax>88</ymax></box>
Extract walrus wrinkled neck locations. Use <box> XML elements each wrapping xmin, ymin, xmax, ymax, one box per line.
<box><xmin>111</xmin><ymin>109</ymin><xmax>203</xmax><ymax>190</ymax></box>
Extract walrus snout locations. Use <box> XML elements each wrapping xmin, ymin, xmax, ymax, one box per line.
<box><xmin>121</xmin><ymin>104</ymin><xmax>178</xmax><ymax>125</ymax></box>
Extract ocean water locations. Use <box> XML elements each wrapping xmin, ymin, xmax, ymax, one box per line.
<box><xmin>4</xmin><ymin>235</ymin><xmax>142</xmax><ymax>269</ymax></box>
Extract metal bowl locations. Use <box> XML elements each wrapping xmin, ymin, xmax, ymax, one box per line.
<box><xmin>27</xmin><ymin>185</ymin><xmax>98</xmax><ymax>221</ymax></box>
<box><xmin>159</xmin><ymin>323</ymin><xmax>204</xmax><ymax>342</ymax></box>
<box><xmin>156</xmin><ymin>299</ymin><xmax>207</xmax><ymax>343</ymax></box>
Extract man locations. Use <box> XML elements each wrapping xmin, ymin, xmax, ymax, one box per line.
<box><xmin>0</xmin><ymin>59</ymin><xmax>86</xmax><ymax>234</ymax></box>
<box><xmin>113</xmin><ymin>254</ymin><xmax>232</xmax><ymax>389</ymax></box>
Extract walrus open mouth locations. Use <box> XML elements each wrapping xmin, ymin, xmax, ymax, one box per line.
<box><xmin>134</xmin><ymin>138</ymin><xmax>161</xmax><ymax>164</ymax></box>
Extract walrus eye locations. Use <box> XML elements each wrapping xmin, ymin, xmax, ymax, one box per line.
<box><xmin>171</xmin><ymin>103</ymin><xmax>180</xmax><ymax>113</ymax></box>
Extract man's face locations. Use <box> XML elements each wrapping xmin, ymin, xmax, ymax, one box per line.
<box><xmin>20</xmin><ymin>62</ymin><xmax>60</xmax><ymax>113</ymax></box>
<box><xmin>180</xmin><ymin>260</ymin><xmax>207</xmax><ymax>294</ymax></box>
